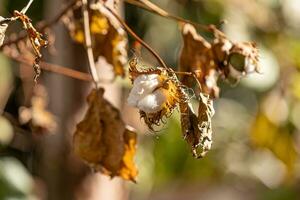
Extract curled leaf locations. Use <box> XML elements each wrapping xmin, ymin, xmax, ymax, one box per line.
<box><xmin>63</xmin><ymin>3</ymin><xmax>128</xmax><ymax>77</ymax></box>
<box><xmin>180</xmin><ymin>93</ymin><xmax>214</xmax><ymax>158</ymax></box>
<box><xmin>179</xmin><ymin>23</ymin><xmax>219</xmax><ymax>97</ymax></box>
<box><xmin>73</xmin><ymin>88</ymin><xmax>138</xmax><ymax>182</ymax></box>
<box><xmin>179</xmin><ymin>23</ymin><xmax>260</xmax><ymax>97</ymax></box>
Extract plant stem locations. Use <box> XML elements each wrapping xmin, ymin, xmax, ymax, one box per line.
<box><xmin>82</xmin><ymin>0</ymin><xmax>100</xmax><ymax>87</ymax></box>
<box><xmin>124</xmin><ymin>0</ymin><xmax>211</xmax><ymax>32</ymax></box>
<box><xmin>1</xmin><ymin>0</ymin><xmax>80</xmax><ymax>48</ymax></box>
<box><xmin>5</xmin><ymin>52</ymin><xmax>92</xmax><ymax>81</ymax></box>
<box><xmin>104</xmin><ymin>4</ymin><xmax>169</xmax><ymax>70</ymax></box>
<box><xmin>21</xmin><ymin>0</ymin><xmax>34</xmax><ymax>14</ymax></box>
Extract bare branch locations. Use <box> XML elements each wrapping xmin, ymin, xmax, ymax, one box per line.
<box><xmin>4</xmin><ymin>52</ymin><xmax>92</xmax><ymax>82</ymax></box>
<box><xmin>124</xmin><ymin>0</ymin><xmax>212</xmax><ymax>32</ymax></box>
<box><xmin>82</xmin><ymin>0</ymin><xmax>100</xmax><ymax>87</ymax></box>
<box><xmin>1</xmin><ymin>0</ymin><xmax>80</xmax><ymax>48</ymax></box>
<box><xmin>104</xmin><ymin>5</ymin><xmax>169</xmax><ymax>70</ymax></box>
<box><xmin>21</xmin><ymin>0</ymin><xmax>34</xmax><ymax>14</ymax></box>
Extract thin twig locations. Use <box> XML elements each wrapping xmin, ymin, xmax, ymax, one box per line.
<box><xmin>5</xmin><ymin>53</ymin><xmax>92</xmax><ymax>82</ymax></box>
<box><xmin>21</xmin><ymin>0</ymin><xmax>34</xmax><ymax>14</ymax></box>
<box><xmin>82</xmin><ymin>0</ymin><xmax>100</xmax><ymax>87</ymax></box>
<box><xmin>104</xmin><ymin>4</ymin><xmax>169</xmax><ymax>70</ymax></box>
<box><xmin>5</xmin><ymin>50</ymin><xmax>196</xmax><ymax>82</ymax></box>
<box><xmin>1</xmin><ymin>0</ymin><xmax>80</xmax><ymax>48</ymax></box>
<box><xmin>124</xmin><ymin>0</ymin><xmax>212</xmax><ymax>32</ymax></box>
<box><xmin>174</xmin><ymin>71</ymin><xmax>194</xmax><ymax>76</ymax></box>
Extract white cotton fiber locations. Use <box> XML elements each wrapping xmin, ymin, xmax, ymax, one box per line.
<box><xmin>127</xmin><ymin>74</ymin><xmax>161</xmax><ymax>107</ymax></box>
<box><xmin>127</xmin><ymin>74</ymin><xmax>169</xmax><ymax>113</ymax></box>
<box><xmin>137</xmin><ymin>89</ymin><xmax>167</xmax><ymax>113</ymax></box>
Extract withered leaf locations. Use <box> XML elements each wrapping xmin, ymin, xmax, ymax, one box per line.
<box><xmin>179</xmin><ymin>23</ymin><xmax>260</xmax><ymax>97</ymax></box>
<box><xmin>63</xmin><ymin>3</ymin><xmax>127</xmax><ymax>77</ymax></box>
<box><xmin>0</xmin><ymin>16</ymin><xmax>8</xmax><ymax>47</ymax></box>
<box><xmin>19</xmin><ymin>85</ymin><xmax>56</xmax><ymax>133</ymax></box>
<box><xmin>13</xmin><ymin>11</ymin><xmax>48</xmax><ymax>82</ymax></box>
<box><xmin>179</xmin><ymin>23</ymin><xmax>220</xmax><ymax>98</ymax></box>
<box><xmin>180</xmin><ymin>93</ymin><xmax>214</xmax><ymax>158</ymax></box>
<box><xmin>73</xmin><ymin>88</ymin><xmax>138</xmax><ymax>182</ymax></box>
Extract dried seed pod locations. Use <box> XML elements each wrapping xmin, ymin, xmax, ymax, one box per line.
<box><xmin>128</xmin><ymin>58</ymin><xmax>187</xmax><ymax>130</ymax></box>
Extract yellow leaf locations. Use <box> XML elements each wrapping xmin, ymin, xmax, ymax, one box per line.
<box><xmin>63</xmin><ymin>3</ymin><xmax>128</xmax><ymax>77</ymax></box>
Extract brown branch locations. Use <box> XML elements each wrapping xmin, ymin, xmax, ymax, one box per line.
<box><xmin>82</xmin><ymin>0</ymin><xmax>100</xmax><ymax>87</ymax></box>
<box><xmin>5</xmin><ymin>51</ymin><xmax>197</xmax><ymax>82</ymax></box>
<box><xmin>1</xmin><ymin>0</ymin><xmax>80</xmax><ymax>48</ymax></box>
<box><xmin>104</xmin><ymin>4</ymin><xmax>169</xmax><ymax>70</ymax></box>
<box><xmin>5</xmin><ymin>53</ymin><xmax>92</xmax><ymax>82</ymax></box>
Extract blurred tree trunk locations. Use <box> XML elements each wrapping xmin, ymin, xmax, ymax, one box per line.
<box><xmin>34</xmin><ymin>0</ymin><xmax>128</xmax><ymax>199</ymax></box>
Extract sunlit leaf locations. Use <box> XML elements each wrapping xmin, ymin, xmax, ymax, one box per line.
<box><xmin>63</xmin><ymin>3</ymin><xmax>128</xmax><ymax>77</ymax></box>
<box><xmin>179</xmin><ymin>93</ymin><xmax>215</xmax><ymax>158</ymax></box>
<box><xmin>179</xmin><ymin>23</ymin><xmax>220</xmax><ymax>97</ymax></box>
<box><xmin>73</xmin><ymin>88</ymin><xmax>138</xmax><ymax>182</ymax></box>
<box><xmin>179</xmin><ymin>23</ymin><xmax>260</xmax><ymax>97</ymax></box>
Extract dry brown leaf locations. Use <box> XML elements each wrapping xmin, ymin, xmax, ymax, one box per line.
<box><xmin>19</xmin><ymin>85</ymin><xmax>56</xmax><ymax>133</ymax></box>
<box><xmin>13</xmin><ymin>11</ymin><xmax>48</xmax><ymax>82</ymax></box>
<box><xmin>179</xmin><ymin>23</ymin><xmax>259</xmax><ymax>97</ymax></box>
<box><xmin>0</xmin><ymin>17</ymin><xmax>8</xmax><ymax>47</ymax></box>
<box><xmin>63</xmin><ymin>3</ymin><xmax>127</xmax><ymax>77</ymax></box>
<box><xmin>179</xmin><ymin>23</ymin><xmax>220</xmax><ymax>98</ymax></box>
<box><xmin>180</xmin><ymin>93</ymin><xmax>214</xmax><ymax>158</ymax></box>
<box><xmin>73</xmin><ymin>88</ymin><xmax>138</xmax><ymax>182</ymax></box>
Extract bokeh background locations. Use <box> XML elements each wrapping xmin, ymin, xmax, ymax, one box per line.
<box><xmin>1</xmin><ymin>0</ymin><xmax>300</xmax><ymax>199</ymax></box>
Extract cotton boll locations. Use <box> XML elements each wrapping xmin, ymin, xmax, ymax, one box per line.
<box><xmin>137</xmin><ymin>89</ymin><xmax>167</xmax><ymax>113</ymax></box>
<box><xmin>127</xmin><ymin>74</ymin><xmax>162</xmax><ymax>107</ymax></box>
<box><xmin>134</xmin><ymin>74</ymin><xmax>161</xmax><ymax>94</ymax></box>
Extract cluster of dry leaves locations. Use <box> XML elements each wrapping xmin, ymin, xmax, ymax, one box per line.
<box><xmin>0</xmin><ymin>10</ymin><xmax>48</xmax><ymax>82</ymax></box>
<box><xmin>0</xmin><ymin>0</ymin><xmax>259</xmax><ymax>182</ymax></box>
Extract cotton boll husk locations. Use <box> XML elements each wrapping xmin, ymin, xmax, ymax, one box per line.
<box><xmin>137</xmin><ymin>89</ymin><xmax>168</xmax><ymax>113</ymax></box>
<box><xmin>127</xmin><ymin>74</ymin><xmax>162</xmax><ymax>107</ymax></box>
